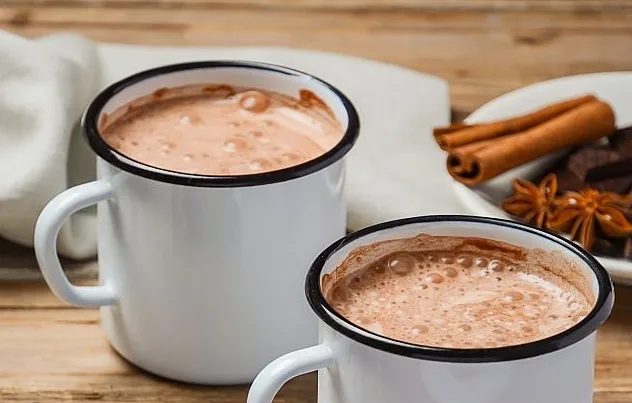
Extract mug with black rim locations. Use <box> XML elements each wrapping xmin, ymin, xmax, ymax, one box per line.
<box><xmin>248</xmin><ymin>215</ymin><xmax>614</xmax><ymax>403</ymax></box>
<box><xmin>34</xmin><ymin>61</ymin><xmax>360</xmax><ymax>384</ymax></box>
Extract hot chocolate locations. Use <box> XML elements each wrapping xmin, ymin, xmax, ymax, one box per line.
<box><xmin>100</xmin><ymin>84</ymin><xmax>343</xmax><ymax>175</ymax></box>
<box><xmin>323</xmin><ymin>234</ymin><xmax>595</xmax><ymax>349</ymax></box>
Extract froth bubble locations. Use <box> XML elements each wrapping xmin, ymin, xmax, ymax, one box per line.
<box><xmin>183</xmin><ymin>154</ymin><xmax>193</xmax><ymax>162</ymax></box>
<box><xmin>560</xmin><ymin>291</ymin><xmax>572</xmax><ymax>302</ymax></box>
<box><xmin>522</xmin><ymin>326</ymin><xmax>534</xmax><ymax>333</ymax></box>
<box><xmin>347</xmin><ymin>274</ymin><xmax>363</xmax><ymax>290</ymax></box>
<box><xmin>568</xmin><ymin>301</ymin><xmax>581</xmax><ymax>311</ymax></box>
<box><xmin>427</xmin><ymin>255</ymin><xmax>438</xmax><ymax>262</ymax></box>
<box><xmin>239</xmin><ymin>91</ymin><xmax>270</xmax><ymax>112</ymax></box>
<box><xmin>523</xmin><ymin>305</ymin><xmax>538</xmax><ymax>318</ymax></box>
<box><xmin>388</xmin><ymin>254</ymin><xmax>415</xmax><ymax>276</ymax></box>
<box><xmin>490</xmin><ymin>260</ymin><xmax>504</xmax><ymax>272</ymax></box>
<box><xmin>457</xmin><ymin>324</ymin><xmax>472</xmax><ymax>332</ymax></box>
<box><xmin>475</xmin><ymin>258</ymin><xmax>488</xmax><ymax>268</ymax></box>
<box><xmin>457</xmin><ymin>256</ymin><xmax>473</xmax><ymax>267</ymax></box>
<box><xmin>330</xmin><ymin>286</ymin><xmax>348</xmax><ymax>302</ymax></box>
<box><xmin>441</xmin><ymin>256</ymin><xmax>455</xmax><ymax>264</ymax></box>
<box><xmin>503</xmin><ymin>291</ymin><xmax>524</xmax><ymax>303</ymax></box>
<box><xmin>249</xmin><ymin>158</ymin><xmax>272</xmax><ymax>171</ymax></box>
<box><xmin>425</xmin><ymin>273</ymin><xmax>444</xmax><ymax>284</ymax></box>
<box><xmin>179</xmin><ymin>115</ymin><xmax>191</xmax><ymax>125</ymax></box>
<box><xmin>443</xmin><ymin>267</ymin><xmax>458</xmax><ymax>278</ymax></box>
<box><xmin>223</xmin><ymin>141</ymin><xmax>237</xmax><ymax>153</ymax></box>
<box><xmin>228</xmin><ymin>121</ymin><xmax>240</xmax><ymax>128</ymax></box>
<box><xmin>281</xmin><ymin>152</ymin><xmax>301</xmax><ymax>162</ymax></box>
<box><xmin>373</xmin><ymin>264</ymin><xmax>386</xmax><ymax>274</ymax></box>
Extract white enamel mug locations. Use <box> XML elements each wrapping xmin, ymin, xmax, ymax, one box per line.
<box><xmin>34</xmin><ymin>61</ymin><xmax>360</xmax><ymax>384</ymax></box>
<box><xmin>248</xmin><ymin>215</ymin><xmax>614</xmax><ymax>403</ymax></box>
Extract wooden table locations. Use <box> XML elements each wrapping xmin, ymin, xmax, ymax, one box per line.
<box><xmin>2</xmin><ymin>1</ymin><xmax>632</xmax><ymax>401</ymax></box>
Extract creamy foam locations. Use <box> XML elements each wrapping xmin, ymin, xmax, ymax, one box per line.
<box><xmin>100</xmin><ymin>85</ymin><xmax>343</xmax><ymax>175</ymax></box>
<box><xmin>323</xmin><ymin>234</ymin><xmax>595</xmax><ymax>349</ymax></box>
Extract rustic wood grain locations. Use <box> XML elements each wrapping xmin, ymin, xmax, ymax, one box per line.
<box><xmin>3</xmin><ymin>0</ymin><xmax>632</xmax><ymax>12</ymax></box>
<box><xmin>2</xmin><ymin>5</ymin><xmax>632</xmax><ymax>120</ymax></box>
<box><xmin>1</xmin><ymin>1</ymin><xmax>632</xmax><ymax>401</ymax></box>
<box><xmin>0</xmin><ymin>307</ymin><xmax>316</xmax><ymax>403</ymax></box>
<box><xmin>1</xmin><ymin>283</ymin><xmax>631</xmax><ymax>402</ymax></box>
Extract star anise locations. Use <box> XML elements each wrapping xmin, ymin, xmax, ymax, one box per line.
<box><xmin>502</xmin><ymin>174</ymin><xmax>558</xmax><ymax>229</ymax></box>
<box><xmin>548</xmin><ymin>189</ymin><xmax>632</xmax><ymax>251</ymax></box>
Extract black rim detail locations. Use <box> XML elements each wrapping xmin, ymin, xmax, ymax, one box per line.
<box><xmin>305</xmin><ymin>215</ymin><xmax>614</xmax><ymax>363</ymax></box>
<box><xmin>83</xmin><ymin>61</ymin><xmax>360</xmax><ymax>187</ymax></box>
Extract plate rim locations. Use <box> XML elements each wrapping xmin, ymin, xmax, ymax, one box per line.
<box><xmin>465</xmin><ymin>71</ymin><xmax>632</xmax><ymax>124</ymax></box>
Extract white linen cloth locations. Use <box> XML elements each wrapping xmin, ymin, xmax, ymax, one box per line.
<box><xmin>0</xmin><ymin>32</ymin><xmax>452</xmax><ymax>268</ymax></box>
<box><xmin>0</xmin><ymin>31</ymin><xmax>100</xmax><ymax>260</ymax></box>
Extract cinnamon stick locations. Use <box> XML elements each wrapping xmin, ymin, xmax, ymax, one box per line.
<box><xmin>449</xmin><ymin>139</ymin><xmax>497</xmax><ymax>174</ymax></box>
<box><xmin>434</xmin><ymin>94</ymin><xmax>597</xmax><ymax>150</ymax></box>
<box><xmin>433</xmin><ymin>123</ymin><xmax>475</xmax><ymax>136</ymax></box>
<box><xmin>447</xmin><ymin>100</ymin><xmax>616</xmax><ymax>186</ymax></box>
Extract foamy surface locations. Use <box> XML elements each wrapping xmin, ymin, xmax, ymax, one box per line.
<box><xmin>100</xmin><ymin>85</ymin><xmax>343</xmax><ymax>175</ymax></box>
<box><xmin>323</xmin><ymin>234</ymin><xmax>594</xmax><ymax>349</ymax></box>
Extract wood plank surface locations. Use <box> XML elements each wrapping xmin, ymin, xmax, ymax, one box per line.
<box><xmin>1</xmin><ymin>282</ymin><xmax>631</xmax><ymax>402</ymax></box>
<box><xmin>2</xmin><ymin>4</ymin><xmax>632</xmax><ymax>120</ymax></box>
<box><xmin>1</xmin><ymin>0</ymin><xmax>632</xmax><ymax>401</ymax></box>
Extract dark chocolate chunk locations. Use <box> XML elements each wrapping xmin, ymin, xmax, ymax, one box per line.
<box><xmin>624</xmin><ymin>238</ymin><xmax>632</xmax><ymax>260</ymax></box>
<box><xmin>550</xmin><ymin>143</ymin><xmax>632</xmax><ymax>193</ymax></box>
<box><xmin>608</xmin><ymin>126</ymin><xmax>632</xmax><ymax>156</ymax></box>
<box><xmin>585</xmin><ymin>157</ymin><xmax>632</xmax><ymax>184</ymax></box>
<box><xmin>593</xmin><ymin>237</ymin><xmax>625</xmax><ymax>259</ymax></box>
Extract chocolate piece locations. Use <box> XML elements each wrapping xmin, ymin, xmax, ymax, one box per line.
<box><xmin>585</xmin><ymin>157</ymin><xmax>632</xmax><ymax>183</ymax></box>
<box><xmin>550</xmin><ymin>143</ymin><xmax>632</xmax><ymax>193</ymax></box>
<box><xmin>624</xmin><ymin>238</ymin><xmax>632</xmax><ymax>260</ymax></box>
<box><xmin>593</xmin><ymin>237</ymin><xmax>625</xmax><ymax>259</ymax></box>
<box><xmin>608</xmin><ymin>126</ymin><xmax>632</xmax><ymax>155</ymax></box>
<box><xmin>529</xmin><ymin>126</ymin><xmax>632</xmax><ymax>260</ymax></box>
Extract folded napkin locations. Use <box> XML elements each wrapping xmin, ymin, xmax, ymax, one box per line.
<box><xmin>0</xmin><ymin>33</ymin><xmax>451</xmax><ymax>280</ymax></box>
<box><xmin>0</xmin><ymin>31</ymin><xmax>101</xmax><ymax>260</ymax></box>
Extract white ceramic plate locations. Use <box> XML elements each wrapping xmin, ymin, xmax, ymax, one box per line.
<box><xmin>453</xmin><ymin>72</ymin><xmax>632</xmax><ymax>285</ymax></box>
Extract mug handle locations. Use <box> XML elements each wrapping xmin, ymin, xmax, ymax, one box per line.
<box><xmin>34</xmin><ymin>179</ymin><xmax>118</xmax><ymax>307</ymax></box>
<box><xmin>247</xmin><ymin>344</ymin><xmax>335</xmax><ymax>403</ymax></box>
